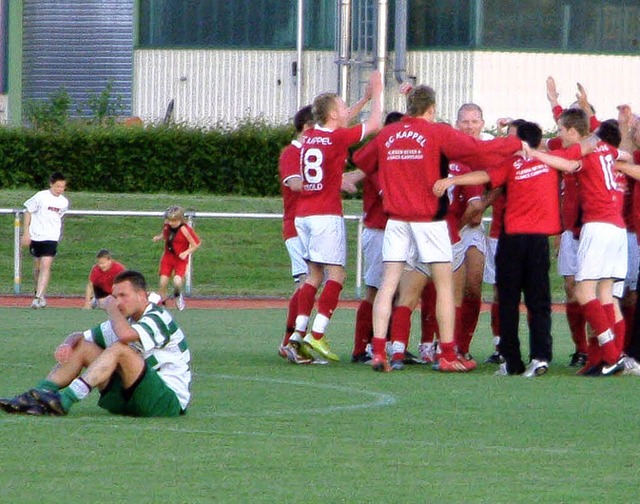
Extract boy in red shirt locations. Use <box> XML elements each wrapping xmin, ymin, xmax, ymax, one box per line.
<box><xmin>83</xmin><ymin>249</ymin><xmax>126</xmax><ymax>309</ymax></box>
<box><xmin>153</xmin><ymin>206</ymin><xmax>201</xmax><ymax>311</ymax></box>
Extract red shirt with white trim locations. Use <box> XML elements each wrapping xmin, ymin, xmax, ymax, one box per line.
<box><xmin>89</xmin><ymin>260</ymin><xmax>126</xmax><ymax>295</ymax></box>
<box><xmin>296</xmin><ymin>124</ymin><xmax>365</xmax><ymax>217</ymax></box>
<box><xmin>561</xmin><ymin>142</ymin><xmax>624</xmax><ymax>227</ymax></box>
<box><xmin>362</xmin><ymin>172</ymin><xmax>387</xmax><ymax>230</ymax></box>
<box><xmin>278</xmin><ymin>140</ymin><xmax>302</xmax><ymax>240</ymax></box>
<box><xmin>352</xmin><ymin>117</ymin><xmax>520</xmax><ymax>222</ymax></box>
<box><xmin>632</xmin><ymin>151</ymin><xmax>640</xmax><ymax>235</ymax></box>
<box><xmin>487</xmin><ymin>155</ymin><xmax>561</xmax><ymax>235</ymax></box>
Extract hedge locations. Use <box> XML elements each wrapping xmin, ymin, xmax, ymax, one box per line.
<box><xmin>0</xmin><ymin>122</ymin><xmax>295</xmax><ymax>195</ymax></box>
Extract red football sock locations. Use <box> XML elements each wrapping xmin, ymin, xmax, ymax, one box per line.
<box><xmin>353</xmin><ymin>300</ymin><xmax>373</xmax><ymax>356</ymax></box>
<box><xmin>613</xmin><ymin>319</ymin><xmax>626</xmax><ymax>353</ymax></box>
<box><xmin>587</xmin><ymin>337</ymin><xmax>602</xmax><ymax>366</ymax></box>
<box><xmin>282</xmin><ymin>289</ymin><xmax>300</xmax><ymax>346</ymax></box>
<box><xmin>602</xmin><ymin>303</ymin><xmax>615</xmax><ymax>327</ymax></box>
<box><xmin>454</xmin><ymin>306</ymin><xmax>471</xmax><ymax>354</ymax></box>
<box><xmin>439</xmin><ymin>341</ymin><xmax>456</xmax><ymax>361</ymax></box>
<box><xmin>390</xmin><ymin>305</ymin><xmax>412</xmax><ymax>361</ymax></box>
<box><xmin>420</xmin><ymin>282</ymin><xmax>438</xmax><ymax>343</ymax></box>
<box><xmin>622</xmin><ymin>302</ymin><xmax>635</xmax><ymax>352</ymax></box>
<box><xmin>566</xmin><ymin>301</ymin><xmax>588</xmax><ymax>354</ymax></box>
<box><xmin>372</xmin><ymin>336</ymin><xmax>386</xmax><ymax>358</ymax></box>
<box><xmin>490</xmin><ymin>300</ymin><xmax>500</xmax><ymax>339</ymax></box>
<box><xmin>601</xmin><ymin>340</ymin><xmax>621</xmax><ymax>365</ymax></box>
<box><xmin>296</xmin><ymin>283</ymin><xmax>318</xmax><ymax>318</ymax></box>
<box><xmin>317</xmin><ymin>280</ymin><xmax>343</xmax><ymax>319</ymax></box>
<box><xmin>460</xmin><ymin>294</ymin><xmax>481</xmax><ymax>350</ymax></box>
<box><xmin>581</xmin><ymin>299</ymin><xmax>611</xmax><ymax>336</ymax></box>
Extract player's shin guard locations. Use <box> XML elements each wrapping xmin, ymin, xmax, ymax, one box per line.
<box><xmin>390</xmin><ymin>305</ymin><xmax>412</xmax><ymax>361</ymax></box>
<box><xmin>311</xmin><ymin>280</ymin><xmax>343</xmax><ymax>340</ymax></box>
<box><xmin>294</xmin><ymin>283</ymin><xmax>318</xmax><ymax>334</ymax></box>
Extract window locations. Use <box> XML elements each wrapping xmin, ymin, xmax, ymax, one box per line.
<box><xmin>138</xmin><ymin>0</ymin><xmax>335</xmax><ymax>50</ymax></box>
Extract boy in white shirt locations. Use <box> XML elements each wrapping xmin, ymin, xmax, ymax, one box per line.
<box><xmin>21</xmin><ymin>172</ymin><xmax>69</xmax><ymax>308</ymax></box>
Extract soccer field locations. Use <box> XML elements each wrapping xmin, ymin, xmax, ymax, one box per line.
<box><xmin>1</xmin><ymin>306</ymin><xmax>637</xmax><ymax>503</ymax></box>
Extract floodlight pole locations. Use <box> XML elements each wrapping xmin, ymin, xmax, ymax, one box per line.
<box><xmin>13</xmin><ymin>210</ymin><xmax>21</xmax><ymax>294</ymax></box>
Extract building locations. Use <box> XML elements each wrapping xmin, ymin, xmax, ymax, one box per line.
<box><xmin>3</xmin><ymin>0</ymin><xmax>640</xmax><ymax>130</ymax></box>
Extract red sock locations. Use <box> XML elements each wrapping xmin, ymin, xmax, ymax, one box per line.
<box><xmin>353</xmin><ymin>300</ymin><xmax>373</xmax><ymax>356</ymax></box>
<box><xmin>622</xmin><ymin>302</ymin><xmax>635</xmax><ymax>352</ymax></box>
<box><xmin>420</xmin><ymin>282</ymin><xmax>438</xmax><ymax>343</ymax></box>
<box><xmin>454</xmin><ymin>306</ymin><xmax>470</xmax><ymax>354</ymax></box>
<box><xmin>296</xmin><ymin>283</ymin><xmax>318</xmax><ymax>319</ymax></box>
<box><xmin>390</xmin><ymin>305</ymin><xmax>412</xmax><ymax>361</ymax></box>
<box><xmin>317</xmin><ymin>280</ymin><xmax>343</xmax><ymax>319</ymax></box>
<box><xmin>613</xmin><ymin>319</ymin><xmax>626</xmax><ymax>353</ymax></box>
<box><xmin>587</xmin><ymin>337</ymin><xmax>602</xmax><ymax>366</ymax></box>
<box><xmin>460</xmin><ymin>294</ymin><xmax>481</xmax><ymax>349</ymax></box>
<box><xmin>490</xmin><ymin>300</ymin><xmax>500</xmax><ymax>339</ymax></box>
<box><xmin>439</xmin><ymin>341</ymin><xmax>456</xmax><ymax>361</ymax></box>
<box><xmin>601</xmin><ymin>340</ymin><xmax>621</xmax><ymax>364</ymax></box>
<box><xmin>282</xmin><ymin>289</ymin><xmax>300</xmax><ymax>346</ymax></box>
<box><xmin>582</xmin><ymin>299</ymin><xmax>611</xmax><ymax>336</ymax></box>
<box><xmin>566</xmin><ymin>301</ymin><xmax>587</xmax><ymax>354</ymax></box>
<box><xmin>602</xmin><ymin>303</ymin><xmax>615</xmax><ymax>327</ymax></box>
<box><xmin>372</xmin><ymin>336</ymin><xmax>386</xmax><ymax>358</ymax></box>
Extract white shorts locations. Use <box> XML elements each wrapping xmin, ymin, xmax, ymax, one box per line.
<box><xmin>460</xmin><ymin>224</ymin><xmax>487</xmax><ymax>256</ymax></box>
<box><xmin>362</xmin><ymin>227</ymin><xmax>384</xmax><ymax>289</ymax></box>
<box><xmin>452</xmin><ymin>239</ymin><xmax>466</xmax><ymax>273</ymax></box>
<box><xmin>382</xmin><ymin>219</ymin><xmax>452</xmax><ymax>265</ymax></box>
<box><xmin>613</xmin><ymin>232</ymin><xmax>640</xmax><ymax>297</ymax></box>
<box><xmin>557</xmin><ymin>230</ymin><xmax>579</xmax><ymax>277</ymax></box>
<box><xmin>285</xmin><ymin>236</ymin><xmax>308</xmax><ymax>280</ymax></box>
<box><xmin>295</xmin><ymin>215</ymin><xmax>347</xmax><ymax>267</ymax></box>
<box><xmin>483</xmin><ymin>236</ymin><xmax>498</xmax><ymax>284</ymax></box>
<box><xmin>576</xmin><ymin>222</ymin><xmax>627</xmax><ymax>282</ymax></box>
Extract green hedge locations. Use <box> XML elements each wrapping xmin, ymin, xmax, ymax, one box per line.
<box><xmin>0</xmin><ymin>123</ymin><xmax>295</xmax><ymax>195</ymax></box>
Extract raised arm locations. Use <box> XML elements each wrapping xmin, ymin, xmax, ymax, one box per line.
<box><xmin>433</xmin><ymin>170</ymin><xmax>491</xmax><ymax>197</ymax></box>
<box><xmin>525</xmin><ymin>148</ymin><xmax>580</xmax><ymax>173</ymax></box>
<box><xmin>362</xmin><ymin>70</ymin><xmax>383</xmax><ymax>136</ymax></box>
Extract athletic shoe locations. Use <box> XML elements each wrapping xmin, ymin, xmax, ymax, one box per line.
<box><xmin>568</xmin><ymin>352</ymin><xmax>588</xmax><ymax>368</ymax></box>
<box><xmin>0</xmin><ymin>390</ymin><xmax>41</xmax><ymax>414</ymax></box>
<box><xmin>622</xmin><ymin>356</ymin><xmax>640</xmax><ymax>376</ymax></box>
<box><xmin>303</xmin><ymin>334</ymin><xmax>339</xmax><ymax>362</ymax></box>
<box><xmin>577</xmin><ymin>362</ymin><xmax>603</xmax><ymax>376</ymax></box>
<box><xmin>390</xmin><ymin>359</ymin><xmax>405</xmax><ymax>371</ymax></box>
<box><xmin>495</xmin><ymin>362</ymin><xmax>509</xmax><ymax>376</ymax></box>
<box><xmin>175</xmin><ymin>293</ymin><xmax>186</xmax><ymax>311</ymax></box>
<box><xmin>289</xmin><ymin>332</ymin><xmax>317</xmax><ymax>362</ymax></box>
<box><xmin>484</xmin><ymin>351</ymin><xmax>503</xmax><ymax>364</ymax></box>
<box><xmin>31</xmin><ymin>297</ymin><xmax>43</xmax><ymax>309</ymax></box>
<box><xmin>371</xmin><ymin>355</ymin><xmax>391</xmax><ymax>372</ymax></box>
<box><xmin>29</xmin><ymin>389</ymin><xmax>67</xmax><ymax>416</ymax></box>
<box><xmin>601</xmin><ymin>356</ymin><xmax>626</xmax><ymax>377</ymax></box>
<box><xmin>403</xmin><ymin>351</ymin><xmax>423</xmax><ymax>365</ymax></box>
<box><xmin>278</xmin><ymin>345</ymin><xmax>288</xmax><ymax>359</ymax></box>
<box><xmin>458</xmin><ymin>353</ymin><xmax>477</xmax><ymax>371</ymax></box>
<box><xmin>437</xmin><ymin>356</ymin><xmax>469</xmax><ymax>373</ymax></box>
<box><xmin>279</xmin><ymin>344</ymin><xmax>312</xmax><ymax>365</ymax></box>
<box><xmin>418</xmin><ymin>342</ymin><xmax>437</xmax><ymax>364</ymax></box>
<box><xmin>351</xmin><ymin>352</ymin><xmax>372</xmax><ymax>364</ymax></box>
<box><xmin>523</xmin><ymin>359</ymin><xmax>549</xmax><ymax>378</ymax></box>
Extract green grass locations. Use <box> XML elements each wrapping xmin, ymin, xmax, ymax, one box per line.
<box><xmin>0</xmin><ymin>307</ymin><xmax>638</xmax><ymax>503</ymax></box>
<box><xmin>0</xmin><ymin>189</ymin><xmax>567</xmax><ymax>301</ymax></box>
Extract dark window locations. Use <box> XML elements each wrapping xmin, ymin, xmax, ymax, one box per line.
<box><xmin>138</xmin><ymin>0</ymin><xmax>335</xmax><ymax>50</ymax></box>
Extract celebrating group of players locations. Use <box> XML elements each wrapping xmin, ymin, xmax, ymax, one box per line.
<box><xmin>276</xmin><ymin>71</ymin><xmax>640</xmax><ymax>377</ymax></box>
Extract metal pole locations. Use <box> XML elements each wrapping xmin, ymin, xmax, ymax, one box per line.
<box><xmin>337</xmin><ymin>0</ymin><xmax>351</xmax><ymax>102</ymax></box>
<box><xmin>296</xmin><ymin>0</ymin><xmax>304</xmax><ymax>109</ymax></box>
<box><xmin>393</xmin><ymin>0</ymin><xmax>408</xmax><ymax>83</ymax></box>
<box><xmin>14</xmin><ymin>210</ymin><xmax>21</xmax><ymax>294</ymax></box>
<box><xmin>355</xmin><ymin>216</ymin><xmax>363</xmax><ymax>298</ymax></box>
<box><xmin>376</xmin><ymin>0</ymin><xmax>388</xmax><ymax>105</ymax></box>
<box><xmin>186</xmin><ymin>213</ymin><xmax>194</xmax><ymax>295</ymax></box>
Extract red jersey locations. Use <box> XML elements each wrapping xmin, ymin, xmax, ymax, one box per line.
<box><xmin>447</xmin><ymin>162</ymin><xmax>483</xmax><ymax>243</ymax></box>
<box><xmin>296</xmin><ymin>124</ymin><xmax>365</xmax><ymax>217</ymax></box>
<box><xmin>487</xmin><ymin>155</ymin><xmax>561</xmax><ymax>235</ymax></box>
<box><xmin>278</xmin><ymin>140</ymin><xmax>302</xmax><ymax>240</ymax></box>
<box><xmin>352</xmin><ymin>117</ymin><xmax>520</xmax><ymax>222</ymax></box>
<box><xmin>633</xmin><ymin>150</ymin><xmax>640</xmax><ymax>235</ymax></box>
<box><xmin>362</xmin><ymin>172</ymin><xmax>387</xmax><ymax>230</ymax></box>
<box><xmin>89</xmin><ymin>260</ymin><xmax>126</xmax><ymax>295</ymax></box>
<box><xmin>162</xmin><ymin>223</ymin><xmax>201</xmax><ymax>256</ymax></box>
<box><xmin>561</xmin><ymin>142</ymin><xmax>624</xmax><ymax>227</ymax></box>
<box><xmin>560</xmin><ymin>172</ymin><xmax>581</xmax><ymax>236</ymax></box>
<box><xmin>622</xmin><ymin>176</ymin><xmax>635</xmax><ymax>232</ymax></box>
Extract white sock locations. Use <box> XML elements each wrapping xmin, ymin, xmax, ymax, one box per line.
<box><xmin>68</xmin><ymin>377</ymin><xmax>92</xmax><ymax>401</ymax></box>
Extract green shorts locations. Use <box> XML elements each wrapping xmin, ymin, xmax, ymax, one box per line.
<box><xmin>97</xmin><ymin>365</ymin><xmax>184</xmax><ymax>417</ymax></box>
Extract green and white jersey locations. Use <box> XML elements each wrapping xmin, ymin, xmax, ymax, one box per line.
<box><xmin>83</xmin><ymin>303</ymin><xmax>192</xmax><ymax>410</ymax></box>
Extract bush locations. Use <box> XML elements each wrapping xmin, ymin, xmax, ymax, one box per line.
<box><xmin>0</xmin><ymin>122</ymin><xmax>295</xmax><ymax>195</ymax></box>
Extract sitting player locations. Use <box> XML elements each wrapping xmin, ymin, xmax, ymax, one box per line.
<box><xmin>83</xmin><ymin>249</ymin><xmax>126</xmax><ymax>309</ymax></box>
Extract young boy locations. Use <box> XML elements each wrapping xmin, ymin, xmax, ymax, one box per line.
<box><xmin>21</xmin><ymin>172</ymin><xmax>69</xmax><ymax>309</ymax></box>
<box><xmin>152</xmin><ymin>206</ymin><xmax>201</xmax><ymax>310</ymax></box>
<box><xmin>83</xmin><ymin>249</ymin><xmax>126</xmax><ymax>309</ymax></box>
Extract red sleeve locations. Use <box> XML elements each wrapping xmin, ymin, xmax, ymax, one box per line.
<box><xmin>634</xmin><ymin>150</ymin><xmax>640</xmax><ymax>164</ymax></box>
<box><xmin>336</xmin><ymin>124</ymin><xmax>365</xmax><ymax>150</ymax></box>
<box><xmin>89</xmin><ymin>265</ymin><xmax>99</xmax><ymax>283</ymax></box>
<box><xmin>589</xmin><ymin>115</ymin><xmax>601</xmax><ymax>132</ymax></box>
<box><xmin>552</xmin><ymin>105</ymin><xmax>563</xmax><ymax>122</ymax></box>
<box><xmin>553</xmin><ymin>143</ymin><xmax>582</xmax><ymax>160</ymax></box>
<box><xmin>486</xmin><ymin>159</ymin><xmax>512</xmax><ymax>188</ymax></box>
<box><xmin>546</xmin><ymin>137</ymin><xmax>563</xmax><ymax>150</ymax></box>
<box><xmin>439</xmin><ymin>125</ymin><xmax>520</xmax><ymax>170</ymax></box>
<box><xmin>352</xmin><ymin>138</ymin><xmax>379</xmax><ymax>175</ymax></box>
<box><xmin>182</xmin><ymin>224</ymin><xmax>201</xmax><ymax>245</ymax></box>
<box><xmin>279</xmin><ymin>143</ymin><xmax>301</xmax><ymax>184</ymax></box>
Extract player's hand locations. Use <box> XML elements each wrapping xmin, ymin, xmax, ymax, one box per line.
<box><xmin>152</xmin><ymin>234</ymin><xmax>163</xmax><ymax>242</ymax></box>
<box><xmin>399</xmin><ymin>82</ymin><xmax>413</xmax><ymax>96</ymax></box>
<box><xmin>178</xmin><ymin>251</ymin><xmax>189</xmax><ymax>260</ymax></box>
<box><xmin>20</xmin><ymin>234</ymin><xmax>31</xmax><ymax>247</ymax></box>
<box><xmin>341</xmin><ymin>173</ymin><xmax>358</xmax><ymax>194</ymax></box>
<box><xmin>546</xmin><ymin>76</ymin><xmax>559</xmax><ymax>104</ymax></box>
<box><xmin>102</xmin><ymin>295</ymin><xmax>117</xmax><ymax>313</ymax></box>
<box><xmin>82</xmin><ymin>301</ymin><xmax>93</xmax><ymax>310</ymax></box>
<box><xmin>432</xmin><ymin>178</ymin><xmax>452</xmax><ymax>197</ymax></box>
<box><xmin>576</xmin><ymin>82</ymin><xmax>592</xmax><ymax>115</ymax></box>
<box><xmin>54</xmin><ymin>332</ymin><xmax>84</xmax><ymax>363</ymax></box>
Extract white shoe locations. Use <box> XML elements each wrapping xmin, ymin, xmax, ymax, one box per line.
<box><xmin>622</xmin><ymin>356</ymin><xmax>640</xmax><ymax>376</ymax></box>
<box><xmin>523</xmin><ymin>359</ymin><xmax>549</xmax><ymax>378</ymax></box>
<box><xmin>495</xmin><ymin>362</ymin><xmax>509</xmax><ymax>376</ymax></box>
<box><xmin>31</xmin><ymin>297</ymin><xmax>46</xmax><ymax>309</ymax></box>
<box><xmin>175</xmin><ymin>293</ymin><xmax>186</xmax><ymax>311</ymax></box>
<box><xmin>418</xmin><ymin>342</ymin><xmax>436</xmax><ymax>364</ymax></box>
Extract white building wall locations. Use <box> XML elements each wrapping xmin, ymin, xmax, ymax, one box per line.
<box><xmin>134</xmin><ymin>49</ymin><xmax>640</xmax><ymax>132</ymax></box>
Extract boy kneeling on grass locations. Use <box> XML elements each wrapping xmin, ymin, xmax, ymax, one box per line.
<box><xmin>0</xmin><ymin>270</ymin><xmax>192</xmax><ymax>417</ymax></box>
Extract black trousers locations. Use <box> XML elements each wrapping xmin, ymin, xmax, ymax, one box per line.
<box><xmin>496</xmin><ymin>233</ymin><xmax>553</xmax><ymax>374</ymax></box>
<box><xmin>628</xmin><ymin>269</ymin><xmax>640</xmax><ymax>360</ymax></box>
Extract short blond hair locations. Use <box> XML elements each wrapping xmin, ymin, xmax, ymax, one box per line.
<box><xmin>406</xmin><ymin>85</ymin><xmax>436</xmax><ymax>117</ymax></box>
<box><xmin>312</xmin><ymin>93</ymin><xmax>338</xmax><ymax>126</ymax></box>
<box><xmin>164</xmin><ymin>206</ymin><xmax>185</xmax><ymax>221</ymax></box>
